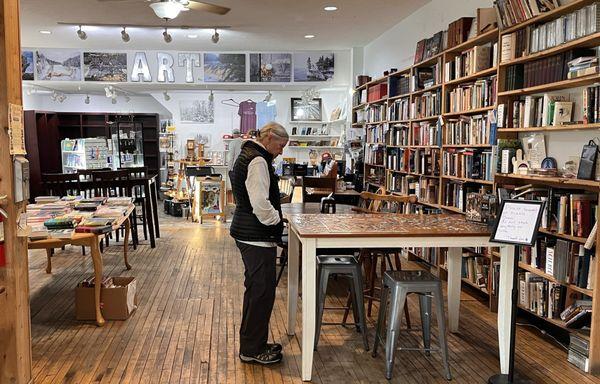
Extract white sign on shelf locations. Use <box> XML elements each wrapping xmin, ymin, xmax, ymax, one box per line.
<box><xmin>490</xmin><ymin>199</ymin><xmax>544</xmax><ymax>246</ymax></box>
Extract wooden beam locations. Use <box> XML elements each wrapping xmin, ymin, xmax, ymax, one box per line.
<box><xmin>0</xmin><ymin>0</ymin><xmax>32</xmax><ymax>383</ymax></box>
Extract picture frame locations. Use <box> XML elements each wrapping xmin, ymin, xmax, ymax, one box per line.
<box><xmin>490</xmin><ymin>199</ymin><xmax>544</xmax><ymax>246</ymax></box>
<box><xmin>291</xmin><ymin>97</ymin><xmax>322</xmax><ymax>121</ymax></box>
<box><xmin>300</xmin><ymin>127</ymin><xmax>307</xmax><ymax>135</ymax></box>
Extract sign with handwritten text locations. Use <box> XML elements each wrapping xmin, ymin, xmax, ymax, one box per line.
<box><xmin>490</xmin><ymin>200</ymin><xmax>544</xmax><ymax>246</ymax></box>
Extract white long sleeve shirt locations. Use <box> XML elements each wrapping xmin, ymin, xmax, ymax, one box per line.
<box><xmin>238</xmin><ymin>142</ymin><xmax>281</xmax><ymax>248</ymax></box>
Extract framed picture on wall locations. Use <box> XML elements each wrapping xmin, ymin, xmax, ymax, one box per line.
<box><xmin>291</xmin><ymin>98</ymin><xmax>322</xmax><ymax>122</ymax></box>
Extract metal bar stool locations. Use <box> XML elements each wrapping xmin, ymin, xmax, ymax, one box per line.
<box><xmin>372</xmin><ymin>270</ymin><xmax>451</xmax><ymax>381</ymax></box>
<box><xmin>315</xmin><ymin>255</ymin><xmax>369</xmax><ymax>351</ymax></box>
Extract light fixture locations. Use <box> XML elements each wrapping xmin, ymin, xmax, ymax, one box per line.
<box><xmin>121</xmin><ymin>27</ymin><xmax>130</xmax><ymax>42</ymax></box>
<box><xmin>77</xmin><ymin>25</ymin><xmax>87</xmax><ymax>40</ymax></box>
<box><xmin>163</xmin><ymin>90</ymin><xmax>171</xmax><ymax>101</ymax></box>
<box><xmin>50</xmin><ymin>91</ymin><xmax>58</xmax><ymax>101</ymax></box>
<box><xmin>26</xmin><ymin>88</ymin><xmax>32</xmax><ymax>96</ymax></box>
<box><xmin>39</xmin><ymin>30</ymin><xmax>52</xmax><ymax>35</ymax></box>
<box><xmin>264</xmin><ymin>91</ymin><xmax>272</xmax><ymax>102</ymax></box>
<box><xmin>304</xmin><ymin>34</ymin><xmax>315</xmax><ymax>39</ymax></box>
<box><xmin>324</xmin><ymin>6</ymin><xmax>338</xmax><ymax>11</ymax></box>
<box><xmin>163</xmin><ymin>27</ymin><xmax>172</xmax><ymax>43</ymax></box>
<box><xmin>150</xmin><ymin>1</ymin><xmax>184</xmax><ymax>20</ymax></box>
<box><xmin>186</xmin><ymin>33</ymin><xmax>198</xmax><ymax>39</ymax></box>
<box><xmin>104</xmin><ymin>85</ymin><xmax>114</xmax><ymax>98</ymax></box>
<box><xmin>211</xmin><ymin>28</ymin><xmax>219</xmax><ymax>44</ymax></box>
<box><xmin>84</xmin><ymin>95</ymin><xmax>90</xmax><ymax>104</ymax></box>
<box><xmin>57</xmin><ymin>93</ymin><xmax>67</xmax><ymax>103</ymax></box>
<box><xmin>208</xmin><ymin>90</ymin><xmax>214</xmax><ymax>102</ymax></box>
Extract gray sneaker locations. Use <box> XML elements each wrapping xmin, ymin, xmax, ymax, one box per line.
<box><xmin>239</xmin><ymin>350</ymin><xmax>282</xmax><ymax>365</ymax></box>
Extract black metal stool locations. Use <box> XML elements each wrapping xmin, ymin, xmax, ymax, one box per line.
<box><xmin>315</xmin><ymin>255</ymin><xmax>369</xmax><ymax>351</ymax></box>
<box><xmin>372</xmin><ymin>269</ymin><xmax>451</xmax><ymax>381</ymax></box>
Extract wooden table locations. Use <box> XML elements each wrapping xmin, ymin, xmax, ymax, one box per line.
<box><xmin>27</xmin><ymin>204</ymin><xmax>135</xmax><ymax>327</ymax></box>
<box><xmin>286</xmin><ymin>213</ymin><xmax>514</xmax><ymax>381</ymax></box>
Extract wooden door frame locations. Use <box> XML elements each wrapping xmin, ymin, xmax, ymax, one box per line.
<box><xmin>0</xmin><ymin>0</ymin><xmax>33</xmax><ymax>383</ymax></box>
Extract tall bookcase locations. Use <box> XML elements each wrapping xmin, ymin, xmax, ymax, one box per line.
<box><xmin>352</xmin><ymin>0</ymin><xmax>600</xmax><ymax>373</ymax></box>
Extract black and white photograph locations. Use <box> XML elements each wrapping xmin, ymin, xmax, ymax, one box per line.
<box><xmin>249</xmin><ymin>53</ymin><xmax>292</xmax><ymax>82</ymax></box>
<box><xmin>179</xmin><ymin>99</ymin><xmax>215</xmax><ymax>124</ymax></box>
<box><xmin>291</xmin><ymin>98</ymin><xmax>322</xmax><ymax>121</ymax></box>
<box><xmin>83</xmin><ymin>52</ymin><xmax>127</xmax><ymax>82</ymax></box>
<box><xmin>293</xmin><ymin>52</ymin><xmax>334</xmax><ymax>82</ymax></box>
<box><xmin>21</xmin><ymin>50</ymin><xmax>34</xmax><ymax>80</ymax></box>
<box><xmin>203</xmin><ymin>53</ymin><xmax>246</xmax><ymax>82</ymax></box>
<box><xmin>35</xmin><ymin>49</ymin><xmax>82</xmax><ymax>81</ymax></box>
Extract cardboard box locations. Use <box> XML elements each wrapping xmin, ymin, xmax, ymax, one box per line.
<box><xmin>75</xmin><ymin>276</ymin><xmax>138</xmax><ymax>321</ymax></box>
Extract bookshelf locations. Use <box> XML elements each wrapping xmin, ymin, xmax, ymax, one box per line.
<box><xmin>353</xmin><ymin>0</ymin><xmax>600</xmax><ymax>373</ymax></box>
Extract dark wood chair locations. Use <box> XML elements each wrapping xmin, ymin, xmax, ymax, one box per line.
<box><xmin>301</xmin><ymin>176</ymin><xmax>336</xmax><ymax>203</ymax></box>
<box><xmin>41</xmin><ymin>173</ymin><xmax>80</xmax><ymax>197</ymax></box>
<box><xmin>92</xmin><ymin>170</ymin><xmax>129</xmax><ymax>198</ymax></box>
<box><xmin>120</xmin><ymin>167</ymin><xmax>148</xmax><ymax>244</ymax></box>
<box><xmin>77</xmin><ymin>168</ymin><xmax>111</xmax><ymax>198</ymax></box>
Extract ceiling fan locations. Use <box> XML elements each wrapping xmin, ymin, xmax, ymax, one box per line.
<box><xmin>97</xmin><ymin>0</ymin><xmax>231</xmax><ymax>20</ymax></box>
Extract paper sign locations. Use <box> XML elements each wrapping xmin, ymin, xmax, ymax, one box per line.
<box><xmin>8</xmin><ymin>103</ymin><xmax>26</xmax><ymax>155</ymax></box>
<box><xmin>490</xmin><ymin>200</ymin><xmax>544</xmax><ymax>246</ymax></box>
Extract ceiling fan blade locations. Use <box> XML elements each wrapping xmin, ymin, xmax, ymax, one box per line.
<box><xmin>186</xmin><ymin>0</ymin><xmax>230</xmax><ymax>15</ymax></box>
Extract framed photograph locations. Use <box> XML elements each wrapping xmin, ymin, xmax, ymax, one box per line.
<box><xmin>203</xmin><ymin>53</ymin><xmax>246</xmax><ymax>82</ymax></box>
<box><xmin>293</xmin><ymin>52</ymin><xmax>334</xmax><ymax>81</ymax></box>
<box><xmin>249</xmin><ymin>53</ymin><xmax>291</xmax><ymax>82</ymax></box>
<box><xmin>291</xmin><ymin>127</ymin><xmax>298</xmax><ymax>135</ymax></box>
<box><xmin>291</xmin><ymin>98</ymin><xmax>322</xmax><ymax>121</ymax></box>
<box><xmin>21</xmin><ymin>50</ymin><xmax>34</xmax><ymax>80</ymax></box>
<box><xmin>84</xmin><ymin>52</ymin><xmax>128</xmax><ymax>82</ymax></box>
<box><xmin>490</xmin><ymin>199</ymin><xmax>544</xmax><ymax>246</ymax></box>
<box><xmin>35</xmin><ymin>49</ymin><xmax>82</xmax><ymax>81</ymax></box>
<box><xmin>300</xmin><ymin>127</ymin><xmax>307</xmax><ymax>135</ymax></box>
<box><xmin>179</xmin><ymin>99</ymin><xmax>215</xmax><ymax>124</ymax></box>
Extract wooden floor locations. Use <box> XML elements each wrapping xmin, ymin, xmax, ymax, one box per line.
<box><xmin>28</xmin><ymin>212</ymin><xmax>600</xmax><ymax>384</ymax></box>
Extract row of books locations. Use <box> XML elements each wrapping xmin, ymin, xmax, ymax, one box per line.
<box><xmin>504</xmin><ymin>49</ymin><xmax>593</xmax><ymax>91</ymax></box>
<box><xmin>386</xmin><ymin>124</ymin><xmax>410</xmax><ymax>147</ymax></box>
<box><xmin>500</xmin><ymin>3</ymin><xmax>600</xmax><ymax>62</ymax></box>
<box><xmin>414</xmin><ymin>31</ymin><xmax>445</xmax><ymax>64</ymax></box>
<box><xmin>446</xmin><ymin>77</ymin><xmax>497</xmax><ymax>113</ymax></box>
<box><xmin>367</xmin><ymin>83</ymin><xmax>388</xmax><ymax>102</ymax></box>
<box><xmin>444</xmin><ymin>112</ymin><xmax>497</xmax><ymax>146</ymax></box>
<box><xmin>506</xmin><ymin>94</ymin><xmax>572</xmax><ymax>128</ymax></box>
<box><xmin>385</xmin><ymin>147</ymin><xmax>441</xmax><ymax>176</ymax></box>
<box><xmin>411</xmin><ymin>121</ymin><xmax>442</xmax><ymax>146</ymax></box>
<box><xmin>443</xmin><ymin>182</ymin><xmax>489</xmax><ymax>212</ymax></box>
<box><xmin>366</xmin><ymin>104</ymin><xmax>387</xmax><ymax>123</ymax></box>
<box><xmin>386</xmin><ymin>174</ymin><xmax>440</xmax><ymax>206</ymax></box>
<box><xmin>365</xmin><ymin>124</ymin><xmax>386</xmax><ymax>143</ymax></box>
<box><xmin>364</xmin><ymin>144</ymin><xmax>385</xmax><ymax>166</ymax></box>
<box><xmin>389</xmin><ymin>73</ymin><xmax>410</xmax><ymax>98</ymax></box>
<box><xmin>561</xmin><ymin>300</ymin><xmax>592</xmax><ymax>328</ymax></box>
<box><xmin>353</xmin><ymin>89</ymin><xmax>367</xmax><ymax>106</ymax></box>
<box><xmin>410</xmin><ymin>246</ymin><xmax>442</xmax><ymax>267</ymax></box>
<box><xmin>444</xmin><ymin>42</ymin><xmax>496</xmax><ymax>82</ymax></box>
<box><xmin>412</xmin><ymin>65</ymin><xmax>442</xmax><ymax>91</ymax></box>
<box><xmin>518</xmin><ymin>272</ymin><xmax>568</xmax><ymax>321</ymax></box>
<box><xmin>461</xmin><ymin>255</ymin><xmax>490</xmax><ymax>292</ymax></box>
<box><xmin>443</xmin><ymin>148</ymin><xmax>496</xmax><ymax>181</ymax></box>
<box><xmin>494</xmin><ymin>0</ymin><xmax>563</xmax><ymax>29</ymax></box>
<box><xmin>412</xmin><ymin>89</ymin><xmax>442</xmax><ymax>119</ymax></box>
<box><xmin>388</xmin><ymin>98</ymin><xmax>410</xmax><ymax>122</ymax></box>
<box><xmin>582</xmin><ymin>84</ymin><xmax>600</xmax><ymax>123</ymax></box>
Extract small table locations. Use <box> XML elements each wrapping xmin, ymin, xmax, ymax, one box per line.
<box><xmin>28</xmin><ymin>204</ymin><xmax>135</xmax><ymax>327</ymax></box>
<box><xmin>286</xmin><ymin>213</ymin><xmax>512</xmax><ymax>381</ymax></box>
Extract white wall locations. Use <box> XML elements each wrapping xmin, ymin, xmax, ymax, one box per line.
<box><xmin>363</xmin><ymin>0</ymin><xmax>493</xmax><ymax>77</ymax></box>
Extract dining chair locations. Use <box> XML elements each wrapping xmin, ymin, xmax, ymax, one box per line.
<box><xmin>120</xmin><ymin>167</ymin><xmax>148</xmax><ymax>243</ymax></box>
<box><xmin>301</xmin><ymin>176</ymin><xmax>336</xmax><ymax>203</ymax></box>
<box><xmin>41</xmin><ymin>173</ymin><xmax>80</xmax><ymax>197</ymax></box>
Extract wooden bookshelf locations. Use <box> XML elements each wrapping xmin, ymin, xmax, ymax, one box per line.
<box><xmin>498</xmin><ymin>73</ymin><xmax>600</xmax><ymax>96</ymax></box>
<box><xmin>444</xmin><ymin>66</ymin><xmax>498</xmax><ymax>87</ymax></box>
<box><xmin>446</xmin><ymin>27</ymin><xmax>500</xmax><ymax>53</ymax></box>
<box><xmin>442</xmin><ymin>175</ymin><xmax>494</xmax><ymax>185</ymax></box>
<box><xmin>518</xmin><ymin>262</ymin><xmax>593</xmax><ymax>297</ymax></box>
<box><xmin>497</xmin><ymin>123</ymin><xmax>600</xmax><ymax>133</ymax></box>
<box><xmin>494</xmin><ymin>173</ymin><xmax>600</xmax><ymax>192</ymax></box>
<box><xmin>411</xmin><ymin>84</ymin><xmax>443</xmax><ymax>96</ymax></box>
<box><xmin>443</xmin><ymin>105</ymin><xmax>496</xmax><ymax>118</ymax></box>
<box><xmin>367</xmin><ymin>96</ymin><xmax>388</xmax><ymax>105</ymax></box>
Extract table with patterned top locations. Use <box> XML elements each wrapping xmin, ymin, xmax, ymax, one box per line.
<box><xmin>286</xmin><ymin>213</ymin><xmax>514</xmax><ymax>381</ymax></box>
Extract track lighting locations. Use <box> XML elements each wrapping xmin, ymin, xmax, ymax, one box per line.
<box><xmin>57</xmin><ymin>93</ymin><xmax>67</xmax><ymax>103</ymax></box>
<box><xmin>84</xmin><ymin>95</ymin><xmax>90</xmax><ymax>104</ymax></box>
<box><xmin>211</xmin><ymin>28</ymin><xmax>219</xmax><ymax>44</ymax></box>
<box><xmin>264</xmin><ymin>91</ymin><xmax>272</xmax><ymax>102</ymax></box>
<box><xmin>111</xmin><ymin>97</ymin><xmax>117</xmax><ymax>105</ymax></box>
<box><xmin>121</xmin><ymin>27</ymin><xmax>130</xmax><ymax>42</ymax></box>
<box><xmin>77</xmin><ymin>25</ymin><xmax>87</xmax><ymax>40</ymax></box>
<box><xmin>208</xmin><ymin>90</ymin><xmax>214</xmax><ymax>103</ymax></box>
<box><xmin>163</xmin><ymin>90</ymin><xmax>171</xmax><ymax>101</ymax></box>
<box><xmin>163</xmin><ymin>28</ymin><xmax>172</xmax><ymax>43</ymax></box>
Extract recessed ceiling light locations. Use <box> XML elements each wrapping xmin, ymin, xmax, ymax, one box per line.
<box><xmin>187</xmin><ymin>34</ymin><xmax>198</xmax><ymax>39</ymax></box>
<box><xmin>324</xmin><ymin>6</ymin><xmax>338</xmax><ymax>11</ymax></box>
<box><xmin>39</xmin><ymin>30</ymin><xmax>52</xmax><ymax>34</ymax></box>
<box><xmin>304</xmin><ymin>34</ymin><xmax>315</xmax><ymax>39</ymax></box>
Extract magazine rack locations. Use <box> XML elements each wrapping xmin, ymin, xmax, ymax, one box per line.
<box><xmin>194</xmin><ymin>175</ymin><xmax>226</xmax><ymax>223</ymax></box>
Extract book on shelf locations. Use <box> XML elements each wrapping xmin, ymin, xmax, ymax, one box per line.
<box><xmin>367</xmin><ymin>83</ymin><xmax>388</xmax><ymax>102</ymax></box>
<box><xmin>48</xmin><ymin>228</ymin><xmax>75</xmax><ymax>239</ymax></box>
<box><xmin>494</xmin><ymin>0</ymin><xmax>562</xmax><ymax>30</ymax></box>
<box><xmin>386</xmin><ymin>124</ymin><xmax>410</xmax><ymax>146</ymax></box>
<box><xmin>447</xmin><ymin>17</ymin><xmax>474</xmax><ymax>49</ymax></box>
<box><xmin>388</xmin><ymin>98</ymin><xmax>410</xmax><ymax>121</ymax></box>
<box><xmin>518</xmin><ymin>271</ymin><xmax>567</xmax><ymax>320</ymax></box>
<box><xmin>414</xmin><ymin>31</ymin><xmax>445</xmax><ymax>64</ymax></box>
<box><xmin>443</xmin><ymin>147</ymin><xmax>495</xmax><ymax>181</ymax></box>
<box><xmin>445</xmin><ymin>42</ymin><xmax>494</xmax><ymax>82</ymax></box>
<box><xmin>388</xmin><ymin>73</ymin><xmax>410</xmax><ymax>97</ymax></box>
<box><xmin>411</xmin><ymin>121</ymin><xmax>441</xmax><ymax>146</ymax></box>
<box><xmin>444</xmin><ymin>181</ymin><xmax>489</xmax><ymax>212</ymax></box>
<box><xmin>411</xmin><ymin>89</ymin><xmax>442</xmax><ymax>119</ymax></box>
<box><xmin>366</xmin><ymin>103</ymin><xmax>388</xmax><ymax>122</ymax></box>
<box><xmin>411</xmin><ymin>65</ymin><xmax>442</xmax><ymax>92</ymax></box>
<box><xmin>461</xmin><ymin>253</ymin><xmax>490</xmax><ymax>292</ymax></box>
<box><xmin>445</xmin><ymin>111</ymin><xmax>497</xmax><ymax>146</ymax></box>
<box><xmin>561</xmin><ymin>299</ymin><xmax>593</xmax><ymax>328</ymax></box>
<box><xmin>366</xmin><ymin>124</ymin><xmax>387</xmax><ymax>143</ymax></box>
<box><xmin>447</xmin><ymin>76</ymin><xmax>497</xmax><ymax>113</ymax></box>
<box><xmin>408</xmin><ymin>147</ymin><xmax>440</xmax><ymax>176</ymax></box>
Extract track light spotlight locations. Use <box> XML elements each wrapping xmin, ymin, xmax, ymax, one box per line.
<box><xmin>208</xmin><ymin>90</ymin><xmax>214</xmax><ymax>103</ymax></box>
<box><xmin>264</xmin><ymin>91</ymin><xmax>272</xmax><ymax>102</ymax></box>
<box><xmin>77</xmin><ymin>25</ymin><xmax>87</xmax><ymax>40</ymax></box>
<box><xmin>121</xmin><ymin>27</ymin><xmax>130</xmax><ymax>42</ymax></box>
<box><xmin>163</xmin><ymin>91</ymin><xmax>171</xmax><ymax>101</ymax></box>
<box><xmin>163</xmin><ymin>28</ymin><xmax>172</xmax><ymax>43</ymax></box>
<box><xmin>211</xmin><ymin>28</ymin><xmax>219</xmax><ymax>44</ymax></box>
<box><xmin>84</xmin><ymin>95</ymin><xmax>90</xmax><ymax>104</ymax></box>
<box><xmin>50</xmin><ymin>91</ymin><xmax>58</xmax><ymax>101</ymax></box>
<box><xmin>111</xmin><ymin>97</ymin><xmax>117</xmax><ymax>105</ymax></box>
<box><xmin>57</xmin><ymin>93</ymin><xmax>67</xmax><ymax>103</ymax></box>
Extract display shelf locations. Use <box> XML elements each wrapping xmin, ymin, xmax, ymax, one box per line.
<box><xmin>442</xmin><ymin>175</ymin><xmax>494</xmax><ymax>185</ymax></box>
<box><xmin>442</xmin><ymin>144</ymin><xmax>493</xmax><ymax>148</ymax></box>
<box><xmin>446</xmin><ymin>27</ymin><xmax>500</xmax><ymax>53</ymax></box>
<box><xmin>517</xmin><ymin>304</ymin><xmax>572</xmax><ymax>331</ymax></box>
<box><xmin>494</xmin><ymin>173</ymin><xmax>600</xmax><ymax>191</ymax></box>
<box><xmin>413</xmin><ymin>52</ymin><xmax>443</xmax><ymax>68</ymax></box>
<box><xmin>443</xmin><ymin>105</ymin><xmax>495</xmax><ymax>118</ymax></box>
<box><xmin>444</xmin><ymin>67</ymin><xmax>499</xmax><ymax>87</ymax></box>
<box><xmin>462</xmin><ymin>277</ymin><xmax>489</xmax><ymax>295</ymax></box>
<box><xmin>440</xmin><ymin>204</ymin><xmax>463</xmax><ymax>214</ymax></box>
<box><xmin>411</xmin><ymin>115</ymin><xmax>440</xmax><ymax>123</ymax></box>
<box><xmin>498</xmin><ymin>73</ymin><xmax>600</xmax><ymax>96</ymax></box>
<box><xmin>388</xmin><ymin>93</ymin><xmax>411</xmax><ymax>102</ymax></box>
<box><xmin>365</xmin><ymin>163</ymin><xmax>386</xmax><ymax>168</ymax></box>
<box><xmin>389</xmin><ymin>67</ymin><xmax>412</xmax><ymax>77</ymax></box>
<box><xmin>367</xmin><ymin>97</ymin><xmax>388</xmax><ymax>105</ymax></box>
<box><xmin>289</xmin><ymin>134</ymin><xmax>338</xmax><ymax>139</ymax></box>
<box><xmin>497</xmin><ymin>123</ymin><xmax>600</xmax><ymax>133</ymax></box>
<box><xmin>409</xmin><ymin>145</ymin><xmax>441</xmax><ymax>149</ymax></box>
<box><xmin>366</xmin><ymin>120</ymin><xmax>389</xmax><ymax>125</ymax></box>
<box><xmin>389</xmin><ymin>119</ymin><xmax>411</xmax><ymax>125</ymax></box>
<box><xmin>352</xmin><ymin>103</ymin><xmax>367</xmax><ymax>110</ymax></box>
<box><xmin>411</xmin><ymin>83</ymin><xmax>443</xmax><ymax>96</ymax></box>
<box><xmin>518</xmin><ymin>262</ymin><xmax>593</xmax><ymax>297</ymax></box>
<box><xmin>287</xmin><ymin>146</ymin><xmax>342</xmax><ymax>150</ymax></box>
<box><xmin>500</xmin><ymin>0</ymin><xmax>597</xmax><ymax>35</ymax></box>
<box><xmin>500</xmin><ymin>31</ymin><xmax>600</xmax><ymax>67</ymax></box>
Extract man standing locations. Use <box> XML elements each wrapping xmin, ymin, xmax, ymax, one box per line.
<box><xmin>230</xmin><ymin>122</ymin><xmax>289</xmax><ymax>365</ymax></box>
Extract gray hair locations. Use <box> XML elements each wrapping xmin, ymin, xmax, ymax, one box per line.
<box><xmin>257</xmin><ymin>122</ymin><xmax>289</xmax><ymax>140</ymax></box>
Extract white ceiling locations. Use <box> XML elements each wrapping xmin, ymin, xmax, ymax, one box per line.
<box><xmin>20</xmin><ymin>0</ymin><xmax>429</xmax><ymax>51</ymax></box>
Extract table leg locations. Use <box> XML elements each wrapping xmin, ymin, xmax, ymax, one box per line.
<box><xmin>90</xmin><ymin>237</ymin><xmax>106</xmax><ymax>327</ymax></box>
<box><xmin>144</xmin><ymin>182</ymin><xmax>156</xmax><ymax>248</ymax></box>
<box><xmin>301</xmin><ymin>238</ymin><xmax>316</xmax><ymax>382</ymax></box>
<box><xmin>45</xmin><ymin>248</ymin><xmax>52</xmax><ymax>274</ymax></box>
<box><xmin>446</xmin><ymin>247</ymin><xmax>462</xmax><ymax>333</ymax></box>
<box><xmin>123</xmin><ymin>217</ymin><xmax>131</xmax><ymax>270</ymax></box>
<box><xmin>151</xmin><ymin>179</ymin><xmax>160</xmax><ymax>238</ymax></box>
<box><xmin>498</xmin><ymin>245</ymin><xmax>515</xmax><ymax>374</ymax></box>
<box><xmin>287</xmin><ymin>229</ymin><xmax>300</xmax><ymax>335</ymax></box>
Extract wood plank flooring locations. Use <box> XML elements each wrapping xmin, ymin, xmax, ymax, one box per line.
<box><xmin>28</xmin><ymin>213</ymin><xmax>600</xmax><ymax>383</ymax></box>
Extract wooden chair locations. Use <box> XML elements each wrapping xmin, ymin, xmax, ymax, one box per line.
<box><xmin>120</xmin><ymin>167</ymin><xmax>148</xmax><ymax>244</ymax></box>
<box><xmin>41</xmin><ymin>173</ymin><xmax>80</xmax><ymax>197</ymax></box>
<box><xmin>77</xmin><ymin>168</ymin><xmax>111</xmax><ymax>198</ymax></box>
<box><xmin>301</xmin><ymin>176</ymin><xmax>336</xmax><ymax>203</ymax></box>
<box><xmin>278</xmin><ymin>177</ymin><xmax>295</xmax><ymax>204</ymax></box>
<box><xmin>92</xmin><ymin>170</ymin><xmax>130</xmax><ymax>247</ymax></box>
<box><xmin>343</xmin><ymin>191</ymin><xmax>418</xmax><ymax>324</ymax></box>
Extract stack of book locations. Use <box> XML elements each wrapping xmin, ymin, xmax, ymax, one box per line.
<box><xmin>567</xmin><ymin>56</ymin><xmax>599</xmax><ymax>79</ymax></box>
<box><xmin>411</xmin><ymin>89</ymin><xmax>442</xmax><ymax>118</ymax></box>
<box><xmin>445</xmin><ymin>43</ymin><xmax>494</xmax><ymax>81</ymax></box>
<box><xmin>561</xmin><ymin>300</ymin><xmax>593</xmax><ymax>328</ymax></box>
<box><xmin>568</xmin><ymin>332</ymin><xmax>591</xmax><ymax>373</ymax></box>
<box><xmin>75</xmin><ymin>217</ymin><xmax>114</xmax><ymax>234</ymax></box>
<box><xmin>507</xmin><ymin>93</ymin><xmax>573</xmax><ymax>128</ymax></box>
<box><xmin>34</xmin><ymin>196</ymin><xmax>60</xmax><ymax>204</ymax></box>
<box><xmin>445</xmin><ymin>112</ymin><xmax>497</xmax><ymax>145</ymax></box>
<box><xmin>447</xmin><ymin>76</ymin><xmax>497</xmax><ymax>113</ymax></box>
<box><xmin>446</xmin><ymin>17</ymin><xmax>474</xmax><ymax>49</ymax></box>
<box><xmin>413</xmin><ymin>31</ymin><xmax>444</xmax><ymax>64</ymax></box>
<box><xmin>494</xmin><ymin>0</ymin><xmax>563</xmax><ymax>30</ymax></box>
<box><xmin>105</xmin><ymin>197</ymin><xmax>133</xmax><ymax>206</ymax></box>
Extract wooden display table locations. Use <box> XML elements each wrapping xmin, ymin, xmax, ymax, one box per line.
<box><xmin>27</xmin><ymin>204</ymin><xmax>135</xmax><ymax>327</ymax></box>
<box><xmin>285</xmin><ymin>213</ymin><xmax>513</xmax><ymax>381</ymax></box>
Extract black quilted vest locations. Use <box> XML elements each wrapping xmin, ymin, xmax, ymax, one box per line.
<box><xmin>230</xmin><ymin>140</ymin><xmax>283</xmax><ymax>242</ymax></box>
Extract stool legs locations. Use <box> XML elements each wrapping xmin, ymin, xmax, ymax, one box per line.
<box><xmin>434</xmin><ymin>285</ymin><xmax>452</xmax><ymax>381</ymax></box>
<box><xmin>385</xmin><ymin>286</ymin><xmax>406</xmax><ymax>380</ymax></box>
<box><xmin>419</xmin><ymin>294</ymin><xmax>432</xmax><ymax>356</ymax></box>
<box><xmin>350</xmin><ymin>270</ymin><xmax>369</xmax><ymax>351</ymax></box>
<box><xmin>314</xmin><ymin>268</ymin><xmax>330</xmax><ymax>350</ymax></box>
<box><xmin>371</xmin><ymin>282</ymin><xmax>388</xmax><ymax>358</ymax></box>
